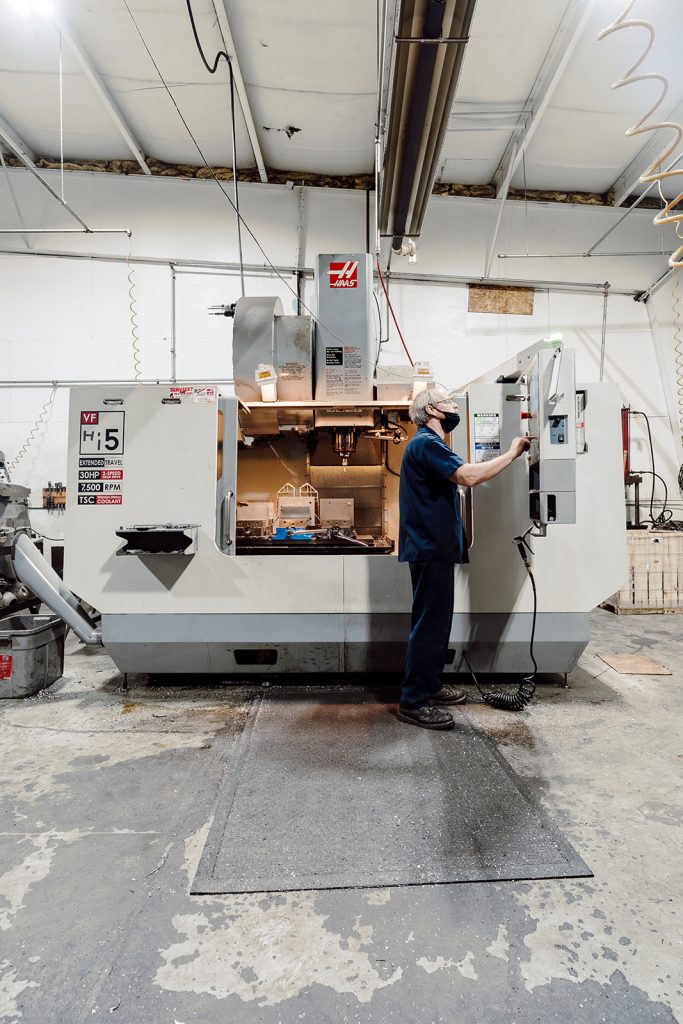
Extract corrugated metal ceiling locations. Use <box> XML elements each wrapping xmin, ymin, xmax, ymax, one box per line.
<box><xmin>0</xmin><ymin>0</ymin><xmax>680</xmax><ymax>202</ymax></box>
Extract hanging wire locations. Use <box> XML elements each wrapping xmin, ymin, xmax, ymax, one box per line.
<box><xmin>599</xmin><ymin>3</ymin><xmax>683</xmax><ymax>490</ymax></box>
<box><xmin>228</xmin><ymin>60</ymin><xmax>245</xmax><ymax>298</ymax></box>
<box><xmin>185</xmin><ymin>0</ymin><xmax>230</xmax><ymax>74</ymax></box>
<box><xmin>376</xmin><ymin>259</ymin><xmax>414</xmax><ymax>365</ymax></box>
<box><xmin>522</xmin><ymin>149</ymin><xmax>529</xmax><ymax>256</ymax></box>
<box><xmin>599</xmin><ymin>282</ymin><xmax>610</xmax><ymax>382</ymax></box>
<box><xmin>372</xmin><ymin>291</ymin><xmax>385</xmax><ymax>374</ymax></box>
<box><xmin>127</xmin><ymin>233</ymin><xmax>142</xmax><ymax>382</ymax></box>
<box><xmin>59</xmin><ymin>29</ymin><xmax>65</xmax><ymax>201</ymax></box>
<box><xmin>183</xmin><ymin>0</ymin><xmax>244</xmax><ymax>294</ymax></box>
<box><xmin>31</xmin><ymin>528</ymin><xmax>65</xmax><ymax>543</ymax></box>
<box><xmin>122</xmin><ymin>0</ymin><xmax>414</xmax><ymax>383</ymax></box>
<box><xmin>7</xmin><ymin>386</ymin><xmax>57</xmax><ymax>473</ymax></box>
<box><xmin>671</xmin><ymin>268</ymin><xmax>683</xmax><ymax>464</ymax></box>
<box><xmin>598</xmin><ymin>2</ymin><xmax>683</xmax><ymax>268</ymax></box>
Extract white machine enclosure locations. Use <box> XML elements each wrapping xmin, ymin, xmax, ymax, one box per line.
<box><xmin>64</xmin><ymin>370</ymin><xmax>626</xmax><ymax>677</ymax></box>
<box><xmin>315</xmin><ymin>253</ymin><xmax>375</xmax><ymax>403</ymax></box>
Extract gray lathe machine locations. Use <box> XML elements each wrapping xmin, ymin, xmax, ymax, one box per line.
<box><xmin>12</xmin><ymin>254</ymin><xmax>626</xmax><ymax>676</ymax></box>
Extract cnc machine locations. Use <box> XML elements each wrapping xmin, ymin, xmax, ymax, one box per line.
<box><xmin>12</xmin><ymin>254</ymin><xmax>626</xmax><ymax>677</ymax></box>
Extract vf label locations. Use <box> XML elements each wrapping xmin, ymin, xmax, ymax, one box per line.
<box><xmin>79</xmin><ymin>411</ymin><xmax>125</xmax><ymax>455</ymax></box>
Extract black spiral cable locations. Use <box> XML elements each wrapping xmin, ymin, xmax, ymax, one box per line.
<box><xmin>462</xmin><ymin>533</ymin><xmax>538</xmax><ymax>712</ymax></box>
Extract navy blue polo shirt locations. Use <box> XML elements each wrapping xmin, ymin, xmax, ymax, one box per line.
<box><xmin>398</xmin><ymin>426</ymin><xmax>468</xmax><ymax>564</ymax></box>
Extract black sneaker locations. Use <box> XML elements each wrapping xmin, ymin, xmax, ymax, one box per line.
<box><xmin>431</xmin><ymin>684</ymin><xmax>466</xmax><ymax>705</ymax></box>
<box><xmin>397</xmin><ymin>705</ymin><xmax>455</xmax><ymax>730</ymax></box>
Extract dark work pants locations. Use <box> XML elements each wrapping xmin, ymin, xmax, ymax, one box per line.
<box><xmin>400</xmin><ymin>561</ymin><xmax>455</xmax><ymax>709</ymax></box>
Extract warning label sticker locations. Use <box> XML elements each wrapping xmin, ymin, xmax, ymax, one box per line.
<box><xmin>0</xmin><ymin>655</ymin><xmax>12</xmax><ymax>681</ymax></box>
<box><xmin>279</xmin><ymin>361</ymin><xmax>306</xmax><ymax>381</ymax></box>
<box><xmin>168</xmin><ymin>386</ymin><xmax>216</xmax><ymax>403</ymax></box>
<box><xmin>473</xmin><ymin>412</ymin><xmax>501</xmax><ymax>463</ymax></box>
<box><xmin>325</xmin><ymin>347</ymin><xmax>343</xmax><ymax>366</ymax></box>
<box><xmin>193</xmin><ymin>386</ymin><xmax>216</xmax><ymax>403</ymax></box>
<box><xmin>325</xmin><ymin>345</ymin><xmax>364</xmax><ymax>397</ymax></box>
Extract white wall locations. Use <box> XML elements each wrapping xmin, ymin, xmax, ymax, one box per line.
<box><xmin>0</xmin><ymin>166</ymin><xmax>679</xmax><ymax>542</ymax></box>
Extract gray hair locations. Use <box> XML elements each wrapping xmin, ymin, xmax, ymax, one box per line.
<box><xmin>409</xmin><ymin>386</ymin><xmax>451</xmax><ymax>426</ymax></box>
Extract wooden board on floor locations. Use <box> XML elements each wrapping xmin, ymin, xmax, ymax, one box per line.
<box><xmin>597</xmin><ymin>652</ymin><xmax>672</xmax><ymax>675</ymax></box>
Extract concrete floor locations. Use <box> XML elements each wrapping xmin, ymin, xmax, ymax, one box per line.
<box><xmin>1</xmin><ymin>608</ymin><xmax>681</xmax><ymax>1024</ymax></box>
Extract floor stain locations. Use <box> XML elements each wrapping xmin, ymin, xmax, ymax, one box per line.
<box><xmin>121</xmin><ymin>702</ymin><xmax>141</xmax><ymax>715</ymax></box>
<box><xmin>155</xmin><ymin>894</ymin><xmax>403</xmax><ymax>1006</ymax></box>
<box><xmin>0</xmin><ymin>960</ymin><xmax>38</xmax><ymax>1020</ymax></box>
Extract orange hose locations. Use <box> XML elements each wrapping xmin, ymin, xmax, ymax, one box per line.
<box><xmin>376</xmin><ymin>259</ymin><xmax>414</xmax><ymax>367</ymax></box>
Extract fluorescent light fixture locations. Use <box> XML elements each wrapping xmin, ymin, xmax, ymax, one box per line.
<box><xmin>380</xmin><ymin>0</ymin><xmax>477</xmax><ymax>249</ymax></box>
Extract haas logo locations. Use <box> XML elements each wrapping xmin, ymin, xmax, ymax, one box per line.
<box><xmin>327</xmin><ymin>260</ymin><xmax>359</xmax><ymax>288</ymax></box>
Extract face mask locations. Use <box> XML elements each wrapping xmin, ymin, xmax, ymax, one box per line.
<box><xmin>436</xmin><ymin>409</ymin><xmax>460</xmax><ymax>434</ymax></box>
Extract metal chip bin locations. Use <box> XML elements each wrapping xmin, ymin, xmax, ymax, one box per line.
<box><xmin>0</xmin><ymin>614</ymin><xmax>66</xmax><ymax>698</ymax></box>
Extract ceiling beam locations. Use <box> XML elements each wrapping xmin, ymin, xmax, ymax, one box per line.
<box><xmin>0</xmin><ymin>110</ymin><xmax>36</xmax><ymax>164</ymax></box>
<box><xmin>213</xmin><ymin>0</ymin><xmax>268</xmax><ymax>183</ymax></box>
<box><xmin>492</xmin><ymin>0</ymin><xmax>598</xmax><ymax>197</ymax></box>
<box><xmin>484</xmin><ymin>0</ymin><xmax>598</xmax><ymax>276</ymax></box>
<box><xmin>610</xmin><ymin>95</ymin><xmax>683</xmax><ymax>206</ymax></box>
<box><xmin>51</xmin><ymin>14</ymin><xmax>151</xmax><ymax>175</ymax></box>
<box><xmin>0</xmin><ymin>118</ymin><xmax>90</xmax><ymax>229</ymax></box>
<box><xmin>0</xmin><ymin>148</ymin><xmax>33</xmax><ymax>250</ymax></box>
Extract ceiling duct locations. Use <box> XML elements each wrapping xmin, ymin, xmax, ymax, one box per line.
<box><xmin>380</xmin><ymin>0</ymin><xmax>477</xmax><ymax>251</ymax></box>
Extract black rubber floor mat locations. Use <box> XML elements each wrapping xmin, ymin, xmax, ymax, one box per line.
<box><xmin>192</xmin><ymin>688</ymin><xmax>591</xmax><ymax>894</ymax></box>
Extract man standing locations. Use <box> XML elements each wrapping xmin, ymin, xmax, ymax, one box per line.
<box><xmin>398</xmin><ymin>386</ymin><xmax>530</xmax><ymax>729</ymax></box>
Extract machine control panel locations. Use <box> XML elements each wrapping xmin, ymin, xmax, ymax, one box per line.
<box><xmin>517</xmin><ymin>340</ymin><xmax>577</xmax><ymax>526</ymax></box>
<box><xmin>549</xmin><ymin>415</ymin><xmax>568</xmax><ymax>445</ymax></box>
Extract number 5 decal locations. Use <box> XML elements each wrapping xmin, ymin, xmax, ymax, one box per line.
<box><xmin>105</xmin><ymin>427</ymin><xmax>120</xmax><ymax>451</ymax></box>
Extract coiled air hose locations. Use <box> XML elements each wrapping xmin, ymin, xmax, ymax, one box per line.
<box><xmin>598</xmin><ymin>1</ymin><xmax>683</xmax><ymax>269</ymax></box>
<box><xmin>462</xmin><ymin>532</ymin><xmax>538</xmax><ymax>712</ymax></box>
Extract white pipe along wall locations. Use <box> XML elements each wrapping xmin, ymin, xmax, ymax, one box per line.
<box><xmin>0</xmin><ymin>167</ymin><xmax>680</xmax><ymax>549</ymax></box>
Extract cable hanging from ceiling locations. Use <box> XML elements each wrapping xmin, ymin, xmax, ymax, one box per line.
<box><xmin>599</xmin><ymin>1</ymin><xmax>683</xmax><ymax>492</ymax></box>
<box><xmin>0</xmin><ymin>10</ymin><xmax>133</xmax><ymax>238</ymax></box>
<box><xmin>185</xmin><ymin>0</ymin><xmax>229</xmax><ymax>73</ymax></box>
<box><xmin>672</xmin><ymin>268</ymin><xmax>683</xmax><ymax>469</ymax></box>
<box><xmin>598</xmin><ymin>1</ymin><xmax>683</xmax><ymax>269</ymax></box>
<box><xmin>123</xmin><ymin>0</ymin><xmax>415</xmax><ymax>378</ymax></box>
<box><xmin>376</xmin><ymin>259</ymin><xmax>414</xmax><ymax>366</ymax></box>
<box><xmin>124</xmin><ymin>0</ymin><xmax>344</xmax><ymax>342</ymax></box>
<box><xmin>7</xmin><ymin>386</ymin><xmax>57</xmax><ymax>474</ymax></box>
<box><xmin>184</xmin><ymin>0</ymin><xmax>245</xmax><ymax>296</ymax></box>
<box><xmin>126</xmin><ymin>233</ymin><xmax>142</xmax><ymax>382</ymax></box>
